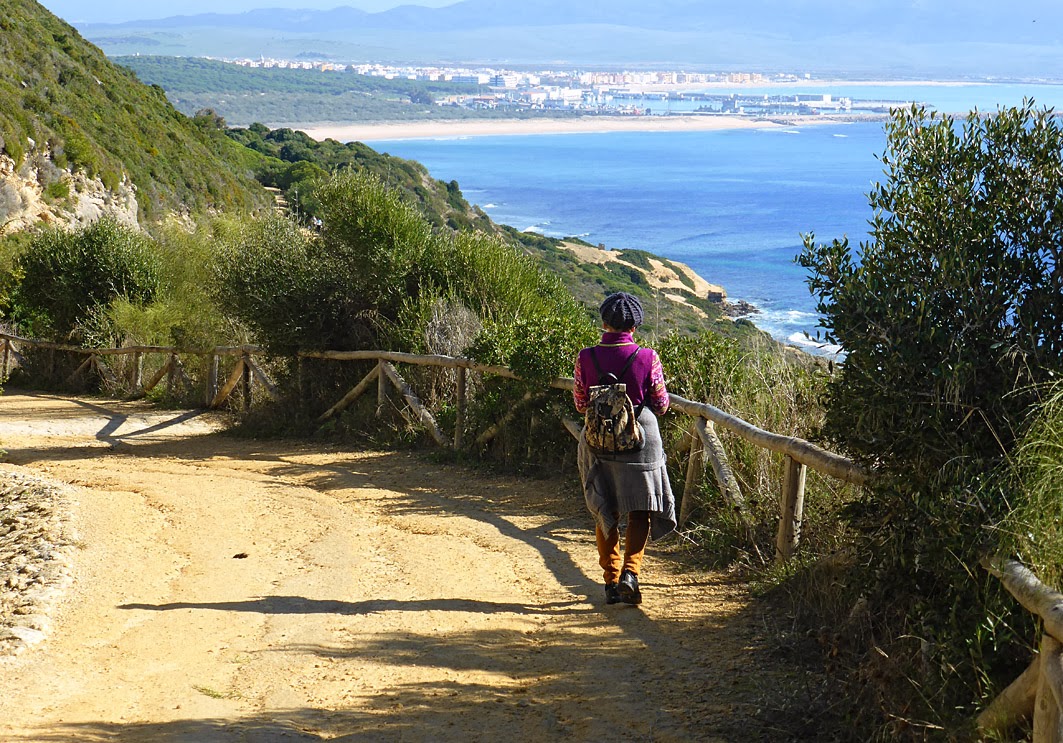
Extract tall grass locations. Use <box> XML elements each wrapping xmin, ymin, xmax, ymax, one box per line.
<box><xmin>658</xmin><ymin>330</ymin><xmax>859</xmax><ymax>566</ymax></box>
<box><xmin>1000</xmin><ymin>382</ymin><xmax>1063</xmax><ymax>587</ymax></box>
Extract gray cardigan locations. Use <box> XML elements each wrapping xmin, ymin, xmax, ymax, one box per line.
<box><xmin>578</xmin><ymin>407</ymin><xmax>677</xmax><ymax>541</ymax></box>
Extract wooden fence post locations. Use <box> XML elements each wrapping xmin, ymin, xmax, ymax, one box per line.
<box><xmin>696</xmin><ymin>418</ymin><xmax>747</xmax><ymax>519</ymax></box>
<box><xmin>476</xmin><ymin>391</ymin><xmax>536</xmax><ymax>447</ymax></box>
<box><xmin>380</xmin><ymin>361</ymin><xmax>449</xmax><ymax>448</ymax></box>
<box><xmin>167</xmin><ymin>354</ymin><xmax>178</xmax><ymax>395</ymax></box>
<box><xmin>978</xmin><ymin>655</ymin><xmax>1040</xmax><ymax>735</ymax></box>
<box><xmin>1035</xmin><ymin>634</ymin><xmax>1063</xmax><ymax>741</ymax></box>
<box><xmin>979</xmin><ymin>557</ymin><xmax>1063</xmax><ymax>738</ymax></box>
<box><xmin>776</xmin><ymin>454</ymin><xmax>807</xmax><ymax>563</ymax></box>
<box><xmin>67</xmin><ymin>354</ymin><xmax>94</xmax><ymax>385</ymax></box>
<box><xmin>562</xmin><ymin>417</ymin><xmax>582</xmax><ymax>441</ymax></box>
<box><xmin>241</xmin><ymin>353</ymin><xmax>252</xmax><ymax>411</ymax></box>
<box><xmin>2</xmin><ymin>338</ymin><xmax>9</xmax><ymax>381</ymax></box>
<box><xmin>210</xmin><ymin>357</ymin><xmax>246</xmax><ymax>409</ymax></box>
<box><xmin>680</xmin><ymin>421</ymin><xmax>704</xmax><ymax>528</ymax></box>
<box><xmin>376</xmin><ymin>359</ymin><xmax>386</xmax><ymax>417</ymax></box>
<box><xmin>141</xmin><ymin>354</ymin><xmax>175</xmax><ymax>396</ymax></box>
<box><xmin>206</xmin><ymin>353</ymin><xmax>220</xmax><ymax>406</ymax></box>
<box><xmin>131</xmin><ymin>351</ymin><xmax>143</xmax><ymax>392</ymax></box>
<box><xmin>454</xmin><ymin>366</ymin><xmax>466</xmax><ymax>450</ymax></box>
<box><xmin>317</xmin><ymin>364</ymin><xmax>380</xmax><ymax>424</ymax></box>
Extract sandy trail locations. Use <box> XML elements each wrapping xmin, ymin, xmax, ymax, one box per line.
<box><xmin>0</xmin><ymin>392</ymin><xmax>803</xmax><ymax>742</ymax></box>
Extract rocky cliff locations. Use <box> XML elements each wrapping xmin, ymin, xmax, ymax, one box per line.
<box><xmin>0</xmin><ymin>145</ymin><xmax>137</xmax><ymax>235</ymax></box>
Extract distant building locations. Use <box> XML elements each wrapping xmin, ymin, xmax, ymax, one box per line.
<box><xmin>450</xmin><ymin>74</ymin><xmax>491</xmax><ymax>85</ymax></box>
<box><xmin>489</xmin><ymin>74</ymin><xmax>520</xmax><ymax>88</ymax></box>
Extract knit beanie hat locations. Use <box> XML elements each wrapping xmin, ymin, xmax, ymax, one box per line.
<box><xmin>600</xmin><ymin>292</ymin><xmax>644</xmax><ymax>330</ymax></box>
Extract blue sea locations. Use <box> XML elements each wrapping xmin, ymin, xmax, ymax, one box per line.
<box><xmin>368</xmin><ymin>83</ymin><xmax>1063</xmax><ymax>355</ymax></box>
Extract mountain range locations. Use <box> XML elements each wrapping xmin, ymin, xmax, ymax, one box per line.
<box><xmin>75</xmin><ymin>0</ymin><xmax>1063</xmax><ymax>79</ymax></box>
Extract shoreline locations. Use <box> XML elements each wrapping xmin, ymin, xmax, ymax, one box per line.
<box><xmin>296</xmin><ymin>113</ymin><xmax>868</xmax><ymax>143</ymax></box>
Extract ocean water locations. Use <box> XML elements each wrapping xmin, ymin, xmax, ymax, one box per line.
<box><xmin>370</xmin><ymin>84</ymin><xmax>1063</xmax><ymax>355</ymax></box>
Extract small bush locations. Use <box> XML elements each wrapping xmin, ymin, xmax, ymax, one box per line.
<box><xmin>12</xmin><ymin>218</ymin><xmax>160</xmax><ymax>340</ymax></box>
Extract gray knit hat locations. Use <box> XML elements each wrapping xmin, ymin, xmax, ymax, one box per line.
<box><xmin>600</xmin><ymin>292</ymin><xmax>644</xmax><ymax>330</ymax></box>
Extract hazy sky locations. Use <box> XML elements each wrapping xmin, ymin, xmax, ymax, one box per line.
<box><xmin>39</xmin><ymin>1</ymin><xmax>460</xmax><ymax>24</ymax></box>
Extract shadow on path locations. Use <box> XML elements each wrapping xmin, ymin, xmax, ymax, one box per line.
<box><xmin>1</xmin><ymin>393</ymin><xmax>840</xmax><ymax>741</ymax></box>
<box><xmin>119</xmin><ymin>595</ymin><xmax>584</xmax><ymax>616</ymax></box>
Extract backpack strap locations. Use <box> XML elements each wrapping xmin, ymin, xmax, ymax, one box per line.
<box><xmin>587</xmin><ymin>346</ymin><xmax>605</xmax><ymax>382</ymax></box>
<box><xmin>618</xmin><ymin>347</ymin><xmax>641</xmax><ymax>378</ymax></box>
<box><xmin>617</xmin><ymin>348</ymin><xmax>646</xmax><ymax>420</ymax></box>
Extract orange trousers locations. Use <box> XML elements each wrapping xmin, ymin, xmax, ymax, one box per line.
<box><xmin>595</xmin><ymin>510</ymin><xmax>651</xmax><ymax>584</ymax></box>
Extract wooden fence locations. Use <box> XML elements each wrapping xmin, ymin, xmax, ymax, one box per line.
<box><xmin>9</xmin><ymin>331</ymin><xmax>1063</xmax><ymax>732</ymax></box>
<box><xmin>978</xmin><ymin>557</ymin><xmax>1063</xmax><ymax>741</ymax></box>
<box><xmin>0</xmin><ymin>331</ymin><xmax>868</xmax><ymax>563</ymax></box>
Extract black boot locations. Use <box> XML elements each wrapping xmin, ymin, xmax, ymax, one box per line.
<box><xmin>617</xmin><ymin>569</ymin><xmax>642</xmax><ymax>605</ymax></box>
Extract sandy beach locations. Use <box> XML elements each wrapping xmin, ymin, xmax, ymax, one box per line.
<box><xmin>297</xmin><ymin>113</ymin><xmax>848</xmax><ymax>143</ymax></box>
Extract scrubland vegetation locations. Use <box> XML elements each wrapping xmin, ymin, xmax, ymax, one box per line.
<box><xmin>2</xmin><ymin>19</ymin><xmax>1062</xmax><ymax>731</ymax></box>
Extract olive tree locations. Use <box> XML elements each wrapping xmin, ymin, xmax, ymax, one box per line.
<box><xmin>798</xmin><ymin>102</ymin><xmax>1063</xmax><ymax>722</ymax></box>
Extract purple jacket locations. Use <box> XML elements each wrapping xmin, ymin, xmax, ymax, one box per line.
<box><xmin>573</xmin><ymin>331</ymin><xmax>669</xmax><ymax>415</ymax></box>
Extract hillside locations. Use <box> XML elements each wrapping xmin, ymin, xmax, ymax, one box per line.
<box><xmin>116</xmin><ymin>56</ymin><xmax>490</xmax><ymax>127</ymax></box>
<box><xmin>73</xmin><ymin>0</ymin><xmax>1063</xmax><ymax>79</ymax></box>
<box><xmin>0</xmin><ymin>0</ymin><xmax>269</xmax><ymax>223</ymax></box>
<box><xmin>0</xmin><ymin>0</ymin><xmax>755</xmax><ymax>343</ymax></box>
<box><xmin>114</xmin><ymin>56</ymin><xmax>589</xmax><ymax>128</ymax></box>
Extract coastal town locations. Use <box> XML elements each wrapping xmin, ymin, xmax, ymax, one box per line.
<box><xmin>222</xmin><ymin>57</ymin><xmax>922</xmax><ymax>117</ymax></box>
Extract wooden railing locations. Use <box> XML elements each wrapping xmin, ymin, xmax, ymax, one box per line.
<box><xmin>978</xmin><ymin>557</ymin><xmax>1063</xmax><ymax>740</ymax></box>
<box><xmin>0</xmin><ymin>332</ymin><xmax>869</xmax><ymax>562</ymax></box>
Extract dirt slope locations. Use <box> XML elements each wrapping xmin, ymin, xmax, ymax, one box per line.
<box><xmin>0</xmin><ymin>391</ymin><xmax>819</xmax><ymax>742</ymax></box>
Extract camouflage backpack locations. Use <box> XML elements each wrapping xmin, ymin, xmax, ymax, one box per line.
<box><xmin>583</xmin><ymin>347</ymin><xmax>646</xmax><ymax>454</ymax></box>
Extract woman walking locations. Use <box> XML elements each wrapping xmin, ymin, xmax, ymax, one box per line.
<box><xmin>574</xmin><ymin>292</ymin><xmax>677</xmax><ymax>605</ymax></box>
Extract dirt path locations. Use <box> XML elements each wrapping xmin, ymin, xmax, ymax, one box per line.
<box><xmin>0</xmin><ymin>392</ymin><xmax>814</xmax><ymax>742</ymax></box>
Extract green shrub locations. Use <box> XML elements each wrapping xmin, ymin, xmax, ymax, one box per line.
<box><xmin>60</xmin><ymin>130</ymin><xmax>98</xmax><ymax>176</ymax></box>
<box><xmin>43</xmin><ymin>179</ymin><xmax>69</xmax><ymax>201</ymax></box>
<box><xmin>797</xmin><ymin>102</ymin><xmax>1063</xmax><ymax>730</ymax></box>
<box><xmin>316</xmin><ymin>169</ymin><xmax>437</xmax><ymax>323</ymax></box>
<box><xmin>80</xmin><ymin>218</ymin><xmax>244</xmax><ymax>350</ymax></box>
<box><xmin>215</xmin><ymin>170</ymin><xmax>597</xmax><ymax>458</ymax></box>
<box><xmin>12</xmin><ymin>218</ymin><xmax>160</xmax><ymax>340</ymax></box>
<box><xmin>214</xmin><ymin>213</ymin><xmax>341</xmax><ymax>353</ymax></box>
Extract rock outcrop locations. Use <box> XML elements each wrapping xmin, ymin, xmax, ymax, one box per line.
<box><xmin>0</xmin><ymin>145</ymin><xmax>138</xmax><ymax>235</ymax></box>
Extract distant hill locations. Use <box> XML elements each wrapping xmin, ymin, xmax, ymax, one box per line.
<box><xmin>0</xmin><ymin>0</ymin><xmax>270</xmax><ymax>222</ymax></box>
<box><xmin>74</xmin><ymin>0</ymin><xmax>1063</xmax><ymax>80</ymax></box>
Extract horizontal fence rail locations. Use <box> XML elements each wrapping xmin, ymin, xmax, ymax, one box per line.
<box><xmin>0</xmin><ymin>331</ymin><xmax>870</xmax><ymax>562</ymax></box>
<box><xmin>978</xmin><ymin>557</ymin><xmax>1063</xmax><ymax>740</ymax></box>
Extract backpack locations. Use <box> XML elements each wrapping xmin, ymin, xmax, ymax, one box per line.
<box><xmin>583</xmin><ymin>346</ymin><xmax>646</xmax><ymax>454</ymax></box>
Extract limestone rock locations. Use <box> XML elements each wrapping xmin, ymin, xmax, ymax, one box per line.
<box><xmin>0</xmin><ymin>145</ymin><xmax>138</xmax><ymax>235</ymax></box>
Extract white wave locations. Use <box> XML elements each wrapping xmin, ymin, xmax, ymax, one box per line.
<box><xmin>482</xmin><ymin>203</ymin><xmax>498</xmax><ymax>209</ymax></box>
<box><xmin>756</xmin><ymin>308</ymin><xmax>819</xmax><ymax>323</ymax></box>
<box><xmin>522</xmin><ymin>226</ymin><xmax>545</xmax><ymax>234</ymax></box>
<box><xmin>832</xmin><ymin>133</ymin><xmax>849</xmax><ymax>138</ymax></box>
<box><xmin>787</xmin><ymin>332</ymin><xmax>844</xmax><ymax>357</ymax></box>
